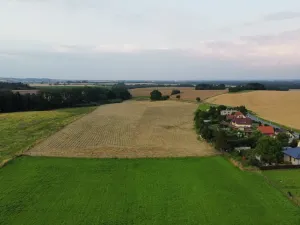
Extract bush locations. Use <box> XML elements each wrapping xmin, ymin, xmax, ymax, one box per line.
<box><xmin>196</xmin><ymin>97</ymin><xmax>201</xmax><ymax>102</ymax></box>
<box><xmin>161</xmin><ymin>95</ymin><xmax>170</xmax><ymax>100</ymax></box>
<box><xmin>171</xmin><ymin>89</ymin><xmax>181</xmax><ymax>95</ymax></box>
<box><xmin>176</xmin><ymin>95</ymin><xmax>181</xmax><ymax>100</ymax></box>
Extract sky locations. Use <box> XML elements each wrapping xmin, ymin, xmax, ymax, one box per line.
<box><xmin>1</xmin><ymin>0</ymin><xmax>300</xmax><ymax>80</ymax></box>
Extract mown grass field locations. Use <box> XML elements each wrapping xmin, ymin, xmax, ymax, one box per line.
<box><xmin>1</xmin><ymin>156</ymin><xmax>299</xmax><ymax>225</ymax></box>
<box><xmin>0</xmin><ymin>107</ymin><xmax>95</xmax><ymax>164</ymax></box>
<box><xmin>264</xmin><ymin>169</ymin><xmax>300</xmax><ymax>204</ymax></box>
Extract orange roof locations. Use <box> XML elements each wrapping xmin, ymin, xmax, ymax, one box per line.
<box><xmin>258</xmin><ymin>126</ymin><xmax>275</xmax><ymax>135</ymax></box>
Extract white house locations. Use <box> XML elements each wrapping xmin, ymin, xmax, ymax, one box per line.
<box><xmin>220</xmin><ymin>109</ymin><xmax>237</xmax><ymax>116</ymax></box>
<box><xmin>283</xmin><ymin>147</ymin><xmax>300</xmax><ymax>165</ymax></box>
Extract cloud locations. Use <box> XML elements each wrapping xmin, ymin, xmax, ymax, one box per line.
<box><xmin>263</xmin><ymin>11</ymin><xmax>300</xmax><ymax>21</ymax></box>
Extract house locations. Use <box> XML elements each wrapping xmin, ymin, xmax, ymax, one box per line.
<box><xmin>258</xmin><ymin>126</ymin><xmax>275</xmax><ymax>136</ymax></box>
<box><xmin>283</xmin><ymin>147</ymin><xmax>300</xmax><ymax>165</ymax></box>
<box><xmin>231</xmin><ymin>117</ymin><xmax>252</xmax><ymax>128</ymax></box>
<box><xmin>220</xmin><ymin>109</ymin><xmax>237</xmax><ymax>116</ymax></box>
<box><xmin>233</xmin><ymin>111</ymin><xmax>246</xmax><ymax>119</ymax></box>
<box><xmin>226</xmin><ymin>111</ymin><xmax>246</xmax><ymax>120</ymax></box>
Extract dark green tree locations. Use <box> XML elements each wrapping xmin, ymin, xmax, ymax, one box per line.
<box><xmin>215</xmin><ymin>130</ymin><xmax>229</xmax><ymax>151</ymax></box>
<box><xmin>150</xmin><ymin>90</ymin><xmax>162</xmax><ymax>101</ymax></box>
<box><xmin>255</xmin><ymin>136</ymin><xmax>283</xmax><ymax>164</ymax></box>
<box><xmin>276</xmin><ymin>133</ymin><xmax>290</xmax><ymax>147</ymax></box>
<box><xmin>289</xmin><ymin>139</ymin><xmax>299</xmax><ymax>148</ymax></box>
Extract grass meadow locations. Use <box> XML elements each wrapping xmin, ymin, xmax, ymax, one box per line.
<box><xmin>1</xmin><ymin>156</ymin><xmax>299</xmax><ymax>225</ymax></box>
<box><xmin>0</xmin><ymin>107</ymin><xmax>95</xmax><ymax>164</ymax></box>
<box><xmin>264</xmin><ymin>169</ymin><xmax>300</xmax><ymax>204</ymax></box>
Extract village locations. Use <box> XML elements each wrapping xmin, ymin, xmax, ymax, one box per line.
<box><xmin>195</xmin><ymin>105</ymin><xmax>300</xmax><ymax>166</ymax></box>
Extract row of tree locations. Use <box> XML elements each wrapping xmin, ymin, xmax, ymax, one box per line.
<box><xmin>228</xmin><ymin>83</ymin><xmax>266</xmax><ymax>93</ymax></box>
<box><xmin>0</xmin><ymin>82</ymin><xmax>34</xmax><ymax>91</ymax></box>
<box><xmin>195</xmin><ymin>84</ymin><xmax>226</xmax><ymax>90</ymax></box>
<box><xmin>0</xmin><ymin>85</ymin><xmax>132</xmax><ymax>113</ymax></box>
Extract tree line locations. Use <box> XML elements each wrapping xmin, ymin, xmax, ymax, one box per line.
<box><xmin>0</xmin><ymin>82</ymin><xmax>34</xmax><ymax>91</ymax></box>
<box><xmin>0</xmin><ymin>85</ymin><xmax>131</xmax><ymax>113</ymax></box>
<box><xmin>195</xmin><ymin>83</ymin><xmax>226</xmax><ymax>90</ymax></box>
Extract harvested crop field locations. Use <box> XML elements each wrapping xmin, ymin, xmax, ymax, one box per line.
<box><xmin>207</xmin><ymin>91</ymin><xmax>300</xmax><ymax>130</ymax></box>
<box><xmin>27</xmin><ymin>101</ymin><xmax>216</xmax><ymax>158</ymax></box>
<box><xmin>130</xmin><ymin>87</ymin><xmax>227</xmax><ymax>101</ymax></box>
<box><xmin>1</xmin><ymin>156</ymin><xmax>299</xmax><ymax>225</ymax></box>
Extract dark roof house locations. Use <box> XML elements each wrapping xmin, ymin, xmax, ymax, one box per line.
<box><xmin>232</xmin><ymin>118</ymin><xmax>252</xmax><ymax>125</ymax></box>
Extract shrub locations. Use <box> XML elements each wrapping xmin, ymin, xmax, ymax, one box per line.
<box><xmin>196</xmin><ymin>97</ymin><xmax>201</xmax><ymax>102</ymax></box>
<box><xmin>171</xmin><ymin>89</ymin><xmax>181</xmax><ymax>95</ymax></box>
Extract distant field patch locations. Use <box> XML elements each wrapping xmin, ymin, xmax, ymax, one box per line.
<box><xmin>0</xmin><ymin>107</ymin><xmax>95</xmax><ymax>164</ymax></box>
<box><xmin>130</xmin><ymin>87</ymin><xmax>227</xmax><ymax>101</ymax></box>
<box><xmin>27</xmin><ymin>101</ymin><xmax>216</xmax><ymax>158</ymax></box>
<box><xmin>207</xmin><ymin>90</ymin><xmax>300</xmax><ymax>130</ymax></box>
<box><xmin>0</xmin><ymin>156</ymin><xmax>299</xmax><ymax>225</ymax></box>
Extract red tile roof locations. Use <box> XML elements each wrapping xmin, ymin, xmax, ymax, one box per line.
<box><xmin>258</xmin><ymin>126</ymin><xmax>275</xmax><ymax>135</ymax></box>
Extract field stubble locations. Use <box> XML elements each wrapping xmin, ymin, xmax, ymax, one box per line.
<box><xmin>27</xmin><ymin>101</ymin><xmax>216</xmax><ymax>158</ymax></box>
<box><xmin>207</xmin><ymin>90</ymin><xmax>300</xmax><ymax>130</ymax></box>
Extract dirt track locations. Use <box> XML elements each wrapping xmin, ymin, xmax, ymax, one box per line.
<box><xmin>27</xmin><ymin>101</ymin><xmax>216</xmax><ymax>158</ymax></box>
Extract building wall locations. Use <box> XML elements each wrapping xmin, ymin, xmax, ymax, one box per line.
<box><xmin>284</xmin><ymin>154</ymin><xmax>300</xmax><ymax>165</ymax></box>
<box><xmin>231</xmin><ymin>122</ymin><xmax>251</xmax><ymax>128</ymax></box>
<box><xmin>220</xmin><ymin>110</ymin><xmax>237</xmax><ymax>115</ymax></box>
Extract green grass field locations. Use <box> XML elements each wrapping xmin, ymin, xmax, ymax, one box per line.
<box><xmin>0</xmin><ymin>107</ymin><xmax>95</xmax><ymax>164</ymax></box>
<box><xmin>0</xmin><ymin>156</ymin><xmax>299</xmax><ymax>225</ymax></box>
<box><xmin>264</xmin><ymin>169</ymin><xmax>300</xmax><ymax>204</ymax></box>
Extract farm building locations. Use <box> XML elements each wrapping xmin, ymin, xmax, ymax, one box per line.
<box><xmin>258</xmin><ymin>126</ymin><xmax>275</xmax><ymax>136</ymax></box>
<box><xmin>220</xmin><ymin>109</ymin><xmax>237</xmax><ymax>116</ymax></box>
<box><xmin>231</xmin><ymin>118</ymin><xmax>252</xmax><ymax>128</ymax></box>
<box><xmin>226</xmin><ymin>111</ymin><xmax>246</xmax><ymax>120</ymax></box>
<box><xmin>283</xmin><ymin>147</ymin><xmax>300</xmax><ymax>165</ymax></box>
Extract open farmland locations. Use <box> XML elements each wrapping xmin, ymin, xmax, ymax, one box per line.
<box><xmin>1</xmin><ymin>156</ymin><xmax>299</xmax><ymax>225</ymax></box>
<box><xmin>0</xmin><ymin>107</ymin><xmax>95</xmax><ymax>165</ymax></box>
<box><xmin>27</xmin><ymin>101</ymin><xmax>216</xmax><ymax>158</ymax></box>
<box><xmin>130</xmin><ymin>87</ymin><xmax>227</xmax><ymax>101</ymax></box>
<box><xmin>207</xmin><ymin>90</ymin><xmax>300</xmax><ymax>130</ymax></box>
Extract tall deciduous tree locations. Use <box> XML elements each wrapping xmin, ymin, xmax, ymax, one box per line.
<box><xmin>255</xmin><ymin>136</ymin><xmax>283</xmax><ymax>164</ymax></box>
<box><xmin>276</xmin><ymin>133</ymin><xmax>290</xmax><ymax>147</ymax></box>
<box><xmin>150</xmin><ymin>90</ymin><xmax>162</xmax><ymax>101</ymax></box>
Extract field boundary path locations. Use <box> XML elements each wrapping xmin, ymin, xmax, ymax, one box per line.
<box><xmin>27</xmin><ymin>101</ymin><xmax>217</xmax><ymax>158</ymax></box>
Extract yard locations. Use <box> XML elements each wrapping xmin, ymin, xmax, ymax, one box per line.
<box><xmin>0</xmin><ymin>107</ymin><xmax>96</xmax><ymax>164</ymax></box>
<box><xmin>0</xmin><ymin>156</ymin><xmax>299</xmax><ymax>225</ymax></box>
